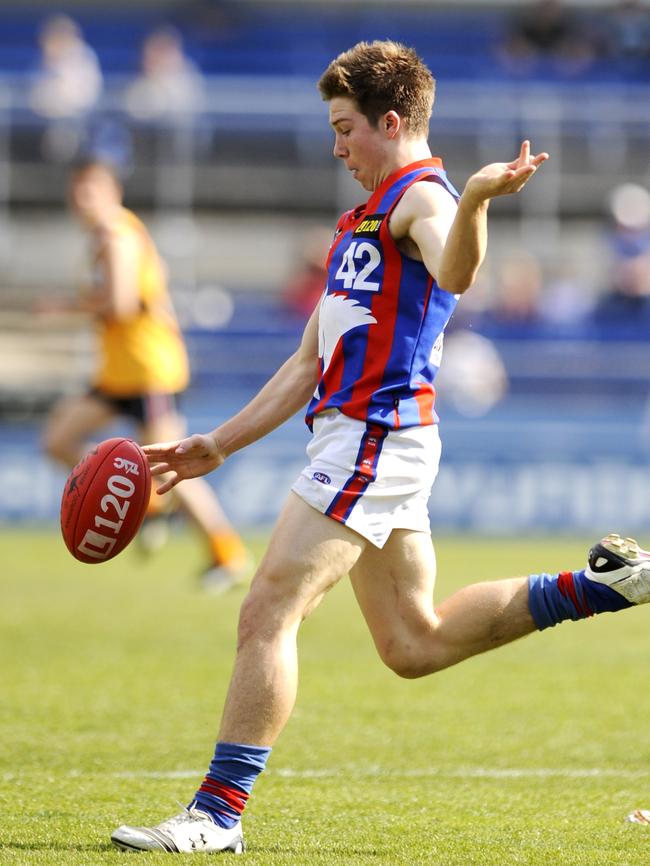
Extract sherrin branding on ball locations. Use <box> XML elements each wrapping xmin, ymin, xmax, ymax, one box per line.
<box><xmin>60</xmin><ymin>437</ymin><xmax>152</xmax><ymax>563</ymax></box>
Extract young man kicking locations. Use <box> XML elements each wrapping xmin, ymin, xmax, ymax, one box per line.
<box><xmin>111</xmin><ymin>41</ymin><xmax>650</xmax><ymax>853</ymax></box>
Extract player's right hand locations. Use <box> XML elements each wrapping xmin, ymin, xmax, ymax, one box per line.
<box><xmin>142</xmin><ymin>433</ymin><xmax>225</xmax><ymax>493</ymax></box>
<box><xmin>464</xmin><ymin>140</ymin><xmax>549</xmax><ymax>203</ymax></box>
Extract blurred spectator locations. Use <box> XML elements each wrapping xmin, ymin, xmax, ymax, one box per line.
<box><xmin>124</xmin><ymin>26</ymin><xmax>205</xmax><ymax>120</ymax></box>
<box><xmin>29</xmin><ymin>15</ymin><xmax>103</xmax><ymax>161</ymax></box>
<box><xmin>281</xmin><ymin>226</ymin><xmax>332</xmax><ymax>320</ymax></box>
<box><xmin>498</xmin><ymin>0</ymin><xmax>596</xmax><ymax>78</ymax></box>
<box><xmin>488</xmin><ymin>252</ymin><xmax>544</xmax><ymax>324</ymax></box>
<box><xmin>596</xmin><ymin>182</ymin><xmax>650</xmax><ymax>320</ymax></box>
<box><xmin>542</xmin><ymin>262</ymin><xmax>595</xmax><ymax>326</ymax></box>
<box><xmin>175</xmin><ymin>0</ymin><xmax>241</xmax><ymax>46</ymax></box>
<box><xmin>435</xmin><ymin>330</ymin><xmax>508</xmax><ymax>418</ymax></box>
<box><xmin>30</xmin><ymin>15</ymin><xmax>102</xmax><ymax>119</ymax></box>
<box><xmin>598</xmin><ymin>0</ymin><xmax>650</xmax><ymax>74</ymax></box>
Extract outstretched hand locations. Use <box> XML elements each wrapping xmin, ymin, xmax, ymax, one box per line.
<box><xmin>142</xmin><ymin>433</ymin><xmax>225</xmax><ymax>494</ymax></box>
<box><xmin>465</xmin><ymin>141</ymin><xmax>549</xmax><ymax>203</ymax></box>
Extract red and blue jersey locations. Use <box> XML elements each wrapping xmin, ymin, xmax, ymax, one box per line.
<box><xmin>306</xmin><ymin>157</ymin><xmax>460</xmax><ymax>430</ymax></box>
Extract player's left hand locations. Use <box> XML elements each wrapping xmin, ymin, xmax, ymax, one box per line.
<box><xmin>142</xmin><ymin>433</ymin><xmax>225</xmax><ymax>494</ymax></box>
<box><xmin>464</xmin><ymin>141</ymin><xmax>549</xmax><ymax>203</ymax></box>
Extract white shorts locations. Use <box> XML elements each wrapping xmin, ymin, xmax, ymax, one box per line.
<box><xmin>291</xmin><ymin>411</ymin><xmax>441</xmax><ymax>548</ymax></box>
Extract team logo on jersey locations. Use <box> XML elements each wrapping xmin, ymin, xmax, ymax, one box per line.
<box><xmin>316</xmin><ymin>295</ymin><xmax>377</xmax><ymax>393</ymax></box>
<box><xmin>312</xmin><ymin>471</ymin><xmax>331</xmax><ymax>485</ymax></box>
<box><xmin>353</xmin><ymin>213</ymin><xmax>386</xmax><ymax>238</ymax></box>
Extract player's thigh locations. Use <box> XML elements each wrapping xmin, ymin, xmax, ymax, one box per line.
<box><xmin>43</xmin><ymin>393</ymin><xmax>115</xmax><ymax>446</ymax></box>
<box><xmin>137</xmin><ymin>407</ymin><xmax>187</xmax><ymax>445</ymax></box>
<box><xmin>242</xmin><ymin>491</ymin><xmax>367</xmax><ymax>633</ymax></box>
<box><xmin>349</xmin><ymin>528</ymin><xmax>438</xmax><ymax>656</ymax></box>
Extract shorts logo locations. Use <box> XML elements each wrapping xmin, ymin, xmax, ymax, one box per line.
<box><xmin>313</xmin><ymin>471</ymin><xmax>331</xmax><ymax>485</ymax></box>
<box><xmin>353</xmin><ymin>213</ymin><xmax>386</xmax><ymax>238</ymax></box>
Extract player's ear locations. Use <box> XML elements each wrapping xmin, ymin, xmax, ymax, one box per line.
<box><xmin>383</xmin><ymin>110</ymin><xmax>401</xmax><ymax>139</ymax></box>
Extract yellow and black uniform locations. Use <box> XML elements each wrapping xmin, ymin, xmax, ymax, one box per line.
<box><xmin>88</xmin><ymin>208</ymin><xmax>189</xmax><ymax>420</ymax></box>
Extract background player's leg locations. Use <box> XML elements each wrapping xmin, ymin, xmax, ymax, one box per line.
<box><xmin>139</xmin><ymin>409</ymin><xmax>250</xmax><ymax>583</ymax></box>
<box><xmin>350</xmin><ymin>528</ymin><xmax>534</xmax><ymax>678</ymax></box>
<box><xmin>42</xmin><ymin>393</ymin><xmax>116</xmax><ymax>467</ymax></box>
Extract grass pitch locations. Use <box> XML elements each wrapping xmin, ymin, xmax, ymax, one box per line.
<box><xmin>1</xmin><ymin>529</ymin><xmax>649</xmax><ymax>866</ymax></box>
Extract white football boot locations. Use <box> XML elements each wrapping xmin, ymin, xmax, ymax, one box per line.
<box><xmin>111</xmin><ymin>807</ymin><xmax>244</xmax><ymax>854</ymax></box>
<box><xmin>627</xmin><ymin>809</ymin><xmax>650</xmax><ymax>825</ymax></box>
<box><xmin>585</xmin><ymin>534</ymin><xmax>650</xmax><ymax>604</ymax></box>
<box><xmin>200</xmin><ymin>552</ymin><xmax>255</xmax><ymax>594</ymax></box>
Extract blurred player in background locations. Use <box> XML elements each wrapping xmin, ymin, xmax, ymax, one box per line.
<box><xmin>42</xmin><ymin>158</ymin><xmax>250</xmax><ymax>592</ymax></box>
<box><xmin>111</xmin><ymin>41</ymin><xmax>650</xmax><ymax>853</ymax></box>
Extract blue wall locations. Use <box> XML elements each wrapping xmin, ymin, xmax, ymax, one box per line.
<box><xmin>4</xmin><ymin>302</ymin><xmax>649</xmax><ymax>534</ymax></box>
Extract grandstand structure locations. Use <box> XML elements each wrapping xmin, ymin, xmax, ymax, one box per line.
<box><xmin>0</xmin><ymin>1</ymin><xmax>649</xmax><ymax>532</ymax></box>
<box><xmin>0</xmin><ymin>2</ymin><xmax>648</xmax><ymax>212</ymax></box>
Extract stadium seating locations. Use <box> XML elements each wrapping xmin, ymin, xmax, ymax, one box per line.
<box><xmin>0</xmin><ymin>4</ymin><xmax>645</xmax><ymax>83</ymax></box>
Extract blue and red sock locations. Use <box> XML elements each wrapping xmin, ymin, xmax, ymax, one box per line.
<box><xmin>528</xmin><ymin>569</ymin><xmax>633</xmax><ymax>630</ymax></box>
<box><xmin>191</xmin><ymin>741</ymin><xmax>271</xmax><ymax>829</ymax></box>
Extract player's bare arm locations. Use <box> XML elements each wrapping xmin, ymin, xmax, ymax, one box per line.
<box><xmin>144</xmin><ymin>305</ymin><xmax>321</xmax><ymax>493</ymax></box>
<box><xmin>63</xmin><ymin>230</ymin><xmax>141</xmax><ymax>318</ymax></box>
<box><xmin>388</xmin><ymin>179</ymin><xmax>458</xmax><ymax>279</ymax></box>
<box><xmin>392</xmin><ymin>141</ymin><xmax>549</xmax><ymax>295</ymax></box>
<box><xmin>93</xmin><ymin>230</ymin><xmax>142</xmax><ymax>319</ymax></box>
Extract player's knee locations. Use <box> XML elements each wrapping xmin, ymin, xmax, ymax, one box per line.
<box><xmin>378</xmin><ymin>641</ymin><xmax>439</xmax><ymax>680</ymax></box>
<box><xmin>386</xmin><ymin>656</ymin><xmax>434</xmax><ymax>680</ymax></box>
<box><xmin>236</xmin><ymin>590</ymin><xmax>272</xmax><ymax>649</ymax></box>
<box><xmin>378</xmin><ymin>640</ymin><xmax>446</xmax><ymax>680</ymax></box>
<box><xmin>235</xmin><ymin>574</ymin><xmax>293</xmax><ymax>650</ymax></box>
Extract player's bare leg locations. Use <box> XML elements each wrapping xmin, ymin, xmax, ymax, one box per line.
<box><xmin>42</xmin><ymin>393</ymin><xmax>116</xmax><ymax>467</ymax></box>
<box><xmin>218</xmin><ymin>492</ymin><xmax>366</xmax><ymax>744</ymax></box>
<box><xmin>112</xmin><ymin>493</ymin><xmax>365</xmax><ymax>853</ymax></box>
<box><xmin>350</xmin><ymin>528</ymin><xmax>535</xmax><ymax>678</ymax></box>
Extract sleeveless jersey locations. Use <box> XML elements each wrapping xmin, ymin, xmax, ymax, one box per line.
<box><xmin>306</xmin><ymin>158</ymin><xmax>459</xmax><ymax>430</ymax></box>
<box><xmin>90</xmin><ymin>208</ymin><xmax>190</xmax><ymax>396</ymax></box>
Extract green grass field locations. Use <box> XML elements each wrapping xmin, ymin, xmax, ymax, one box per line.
<box><xmin>1</xmin><ymin>529</ymin><xmax>650</xmax><ymax>866</ymax></box>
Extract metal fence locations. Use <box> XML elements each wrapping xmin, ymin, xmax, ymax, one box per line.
<box><xmin>1</xmin><ymin>75</ymin><xmax>649</xmax><ymax>217</ymax></box>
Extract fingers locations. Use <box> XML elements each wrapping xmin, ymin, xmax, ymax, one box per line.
<box><xmin>514</xmin><ymin>141</ymin><xmax>549</xmax><ymax>169</ymax></box>
<box><xmin>511</xmin><ymin>163</ymin><xmax>537</xmax><ymax>180</ymax></box>
<box><xmin>154</xmin><ymin>473</ymin><xmax>180</xmax><ymax>495</ymax></box>
<box><xmin>149</xmin><ymin>459</ymin><xmax>181</xmax><ymax>491</ymax></box>
<box><xmin>142</xmin><ymin>441</ymin><xmax>182</xmax><ymax>460</ymax></box>
<box><xmin>149</xmin><ymin>462</ymin><xmax>172</xmax><ymax>477</ymax></box>
<box><xmin>509</xmin><ymin>147</ymin><xmax>550</xmax><ymax>187</ymax></box>
<box><xmin>519</xmin><ymin>139</ymin><xmax>530</xmax><ymax>166</ymax></box>
<box><xmin>505</xmin><ymin>141</ymin><xmax>530</xmax><ymax>170</ymax></box>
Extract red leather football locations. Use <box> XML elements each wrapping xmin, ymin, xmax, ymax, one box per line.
<box><xmin>60</xmin><ymin>437</ymin><xmax>152</xmax><ymax>563</ymax></box>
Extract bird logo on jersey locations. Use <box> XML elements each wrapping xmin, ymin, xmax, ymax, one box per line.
<box><xmin>316</xmin><ymin>294</ymin><xmax>377</xmax><ymax>396</ymax></box>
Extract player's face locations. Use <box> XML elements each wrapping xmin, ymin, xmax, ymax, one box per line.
<box><xmin>68</xmin><ymin>167</ymin><xmax>121</xmax><ymax>225</ymax></box>
<box><xmin>329</xmin><ymin>97</ymin><xmax>391</xmax><ymax>192</ymax></box>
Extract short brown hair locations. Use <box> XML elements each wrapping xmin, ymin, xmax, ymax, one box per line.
<box><xmin>318</xmin><ymin>40</ymin><xmax>435</xmax><ymax>137</ymax></box>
